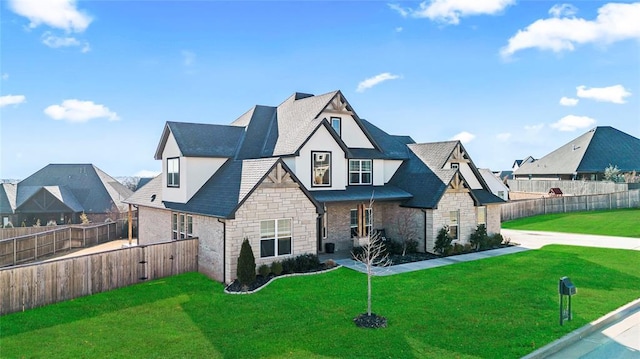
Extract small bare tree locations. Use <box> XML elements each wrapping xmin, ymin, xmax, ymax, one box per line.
<box><xmin>394</xmin><ymin>210</ymin><xmax>419</xmax><ymax>256</ymax></box>
<box><xmin>352</xmin><ymin>198</ymin><xmax>391</xmax><ymax>328</ymax></box>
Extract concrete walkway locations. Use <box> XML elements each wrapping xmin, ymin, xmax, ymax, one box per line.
<box><xmin>43</xmin><ymin>239</ymin><xmax>138</xmax><ymax>262</ymax></box>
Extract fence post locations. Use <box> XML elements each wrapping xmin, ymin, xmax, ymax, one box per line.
<box><xmin>13</xmin><ymin>238</ymin><xmax>17</xmax><ymax>266</ymax></box>
<box><xmin>53</xmin><ymin>230</ymin><xmax>56</xmax><ymax>254</ymax></box>
<box><xmin>563</xmin><ymin>197</ymin><xmax>566</xmax><ymax>213</ymax></box>
<box><xmin>83</xmin><ymin>227</ymin><xmax>86</xmax><ymax>247</ymax></box>
<box><xmin>35</xmin><ymin>234</ymin><xmax>38</xmax><ymax>261</ymax></box>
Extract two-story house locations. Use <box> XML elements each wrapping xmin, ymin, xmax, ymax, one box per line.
<box><xmin>125</xmin><ymin>90</ymin><xmax>503</xmax><ymax>283</ymax></box>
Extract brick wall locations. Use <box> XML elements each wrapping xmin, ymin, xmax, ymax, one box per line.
<box><xmin>138</xmin><ymin>206</ymin><xmax>171</xmax><ymax>245</ymax></box>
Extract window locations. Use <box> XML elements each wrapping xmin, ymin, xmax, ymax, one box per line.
<box><xmin>350</xmin><ymin>206</ymin><xmax>372</xmax><ymax>238</ymax></box>
<box><xmin>497</xmin><ymin>191</ymin><xmax>505</xmax><ymax>199</ymax></box>
<box><xmin>349</xmin><ymin>159</ymin><xmax>372</xmax><ymax>185</ymax></box>
<box><xmin>451</xmin><ymin>163</ymin><xmax>459</xmax><ymax>169</ymax></box>
<box><xmin>331</xmin><ymin>117</ymin><xmax>341</xmax><ymax>136</ymax></box>
<box><xmin>477</xmin><ymin>206</ymin><xmax>486</xmax><ymax>226</ymax></box>
<box><xmin>260</xmin><ymin>219</ymin><xmax>292</xmax><ymax>258</ymax></box>
<box><xmin>448</xmin><ymin>210</ymin><xmax>459</xmax><ymax>240</ymax></box>
<box><xmin>167</xmin><ymin>157</ymin><xmax>180</xmax><ymax>187</ymax></box>
<box><xmin>312</xmin><ymin>151</ymin><xmax>331</xmax><ymax>187</ymax></box>
<box><xmin>172</xmin><ymin>212</ymin><xmax>193</xmax><ymax>240</ymax></box>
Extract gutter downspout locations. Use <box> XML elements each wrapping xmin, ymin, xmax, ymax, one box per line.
<box><xmin>421</xmin><ymin>209</ymin><xmax>427</xmax><ymax>253</ymax></box>
<box><xmin>218</xmin><ymin>218</ymin><xmax>226</xmax><ymax>284</ymax></box>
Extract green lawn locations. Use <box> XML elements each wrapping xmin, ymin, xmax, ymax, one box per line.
<box><xmin>2</xmin><ymin>245</ymin><xmax>639</xmax><ymax>358</ymax></box>
<box><xmin>502</xmin><ymin>208</ymin><xmax>640</xmax><ymax>237</ymax></box>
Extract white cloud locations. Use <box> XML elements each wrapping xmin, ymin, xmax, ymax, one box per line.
<box><xmin>549</xmin><ymin>4</ymin><xmax>578</xmax><ymax>18</ymax></box>
<box><xmin>0</xmin><ymin>95</ymin><xmax>26</xmax><ymax>108</ymax></box>
<box><xmin>450</xmin><ymin>131</ymin><xmax>475</xmax><ymax>143</ymax></box>
<box><xmin>576</xmin><ymin>85</ymin><xmax>631</xmax><ymax>104</ymax></box>
<box><xmin>559</xmin><ymin>96</ymin><xmax>579</xmax><ymax>106</ymax></box>
<box><xmin>2</xmin><ymin>73</ymin><xmax>8</xmax><ymax>80</ymax></box>
<box><xmin>41</xmin><ymin>32</ymin><xmax>90</xmax><ymax>52</ymax></box>
<box><xmin>389</xmin><ymin>0</ymin><xmax>515</xmax><ymax>25</ymax></box>
<box><xmin>395</xmin><ymin>27</ymin><xmax>403</xmax><ymax>33</ymax></box>
<box><xmin>501</xmin><ymin>2</ymin><xmax>640</xmax><ymax>58</ymax></box>
<box><xmin>496</xmin><ymin>132</ymin><xmax>511</xmax><ymax>141</ymax></box>
<box><xmin>44</xmin><ymin>99</ymin><xmax>120</xmax><ymax>123</ymax></box>
<box><xmin>356</xmin><ymin>72</ymin><xmax>401</xmax><ymax>92</ymax></box>
<box><xmin>8</xmin><ymin>0</ymin><xmax>92</xmax><ymax>32</ymax></box>
<box><xmin>550</xmin><ymin>115</ymin><xmax>596</xmax><ymax>131</ymax></box>
<box><xmin>135</xmin><ymin>170</ymin><xmax>160</xmax><ymax>178</ymax></box>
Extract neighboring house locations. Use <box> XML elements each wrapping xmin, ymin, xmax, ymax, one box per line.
<box><xmin>125</xmin><ymin>90</ymin><xmax>504</xmax><ymax>283</ymax></box>
<box><xmin>514</xmin><ymin>126</ymin><xmax>640</xmax><ymax>181</ymax></box>
<box><xmin>0</xmin><ymin>164</ymin><xmax>132</xmax><ymax>227</ymax></box>
<box><xmin>512</xmin><ymin>156</ymin><xmax>535</xmax><ymax>171</ymax></box>
<box><xmin>479</xmin><ymin>169</ymin><xmax>509</xmax><ymax>201</ymax></box>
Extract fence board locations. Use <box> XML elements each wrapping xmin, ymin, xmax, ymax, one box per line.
<box><xmin>502</xmin><ymin>189</ymin><xmax>640</xmax><ymax>221</ymax></box>
<box><xmin>0</xmin><ymin>239</ymin><xmax>198</xmax><ymax>315</ymax></box>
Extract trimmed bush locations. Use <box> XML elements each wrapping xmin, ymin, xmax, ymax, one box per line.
<box><xmin>469</xmin><ymin>224</ymin><xmax>488</xmax><ymax>250</ymax></box>
<box><xmin>488</xmin><ymin>233</ymin><xmax>504</xmax><ymax>248</ymax></box>
<box><xmin>237</xmin><ymin>239</ymin><xmax>256</xmax><ymax>286</ymax></box>
<box><xmin>434</xmin><ymin>226</ymin><xmax>452</xmax><ymax>255</ymax></box>
<box><xmin>270</xmin><ymin>261</ymin><xmax>283</xmax><ymax>276</ymax></box>
<box><xmin>258</xmin><ymin>264</ymin><xmax>270</xmax><ymax>277</ymax></box>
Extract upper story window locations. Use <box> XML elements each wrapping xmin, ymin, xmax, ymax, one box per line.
<box><xmin>167</xmin><ymin>157</ymin><xmax>180</xmax><ymax>187</ymax></box>
<box><xmin>312</xmin><ymin>151</ymin><xmax>331</xmax><ymax>187</ymax></box>
<box><xmin>331</xmin><ymin>117</ymin><xmax>341</xmax><ymax>137</ymax></box>
<box><xmin>451</xmin><ymin>163</ymin><xmax>459</xmax><ymax>169</ymax></box>
<box><xmin>349</xmin><ymin>159</ymin><xmax>372</xmax><ymax>185</ymax></box>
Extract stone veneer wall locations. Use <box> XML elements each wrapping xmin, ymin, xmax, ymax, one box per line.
<box><xmin>486</xmin><ymin>204</ymin><xmax>501</xmax><ymax>235</ymax></box>
<box><xmin>224</xmin><ymin>184</ymin><xmax>318</xmax><ymax>284</ymax></box>
<box><xmin>138</xmin><ymin>206</ymin><xmax>171</xmax><ymax>245</ymax></box>
<box><xmin>426</xmin><ymin>191</ymin><xmax>477</xmax><ymax>252</ymax></box>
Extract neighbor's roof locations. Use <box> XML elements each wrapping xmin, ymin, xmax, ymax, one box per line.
<box><xmin>15</xmin><ymin>164</ymin><xmax>132</xmax><ymax>214</ymax></box>
<box><xmin>515</xmin><ymin>126</ymin><xmax>640</xmax><ymax>175</ymax></box>
<box><xmin>0</xmin><ymin>183</ymin><xmax>17</xmax><ymax>214</ymax></box>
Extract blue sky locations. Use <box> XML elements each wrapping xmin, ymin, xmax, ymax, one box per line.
<box><xmin>1</xmin><ymin>0</ymin><xmax>639</xmax><ymax>179</ymax></box>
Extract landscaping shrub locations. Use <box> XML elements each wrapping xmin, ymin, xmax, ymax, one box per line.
<box><xmin>405</xmin><ymin>239</ymin><xmax>419</xmax><ymax>254</ymax></box>
<box><xmin>281</xmin><ymin>257</ymin><xmax>296</xmax><ymax>274</ymax></box>
<box><xmin>293</xmin><ymin>253</ymin><xmax>321</xmax><ymax>272</ymax></box>
<box><xmin>270</xmin><ymin>261</ymin><xmax>283</xmax><ymax>275</ymax></box>
<box><xmin>383</xmin><ymin>240</ymin><xmax>404</xmax><ymax>255</ymax></box>
<box><xmin>434</xmin><ymin>226</ymin><xmax>452</xmax><ymax>255</ymax></box>
<box><xmin>488</xmin><ymin>233</ymin><xmax>504</xmax><ymax>248</ymax></box>
<box><xmin>258</xmin><ymin>264</ymin><xmax>270</xmax><ymax>277</ymax></box>
<box><xmin>237</xmin><ymin>239</ymin><xmax>256</xmax><ymax>286</ymax></box>
<box><xmin>469</xmin><ymin>224</ymin><xmax>488</xmax><ymax>250</ymax></box>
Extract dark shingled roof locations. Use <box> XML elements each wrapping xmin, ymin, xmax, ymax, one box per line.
<box><xmin>163</xmin><ymin>158</ymin><xmax>321</xmax><ymax>219</ymax></box>
<box><xmin>15</xmin><ymin>164</ymin><xmax>132</xmax><ymax>214</ymax></box>
<box><xmin>311</xmin><ymin>186</ymin><xmax>412</xmax><ymax>203</ymax></box>
<box><xmin>470</xmin><ymin>189</ymin><xmax>505</xmax><ymax>205</ymax></box>
<box><xmin>164</xmin><ymin>122</ymin><xmax>245</xmax><ymax>158</ymax></box>
<box><xmin>234</xmin><ymin>105</ymin><xmax>278</xmax><ymax>159</ymax></box>
<box><xmin>515</xmin><ymin>126</ymin><xmax>640</xmax><ymax>175</ymax></box>
<box><xmin>388</xmin><ymin>149</ymin><xmax>449</xmax><ymax>209</ymax></box>
<box><xmin>356</xmin><ymin>119</ymin><xmax>412</xmax><ymax>160</ymax></box>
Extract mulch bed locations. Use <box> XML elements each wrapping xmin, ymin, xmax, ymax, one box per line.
<box><xmin>225</xmin><ymin>262</ymin><xmax>337</xmax><ymax>294</ymax></box>
<box><xmin>354</xmin><ymin>313</ymin><xmax>387</xmax><ymax>328</ymax></box>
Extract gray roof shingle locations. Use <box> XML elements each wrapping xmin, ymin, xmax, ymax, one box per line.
<box><xmin>515</xmin><ymin>126</ymin><xmax>640</xmax><ymax>175</ymax></box>
<box><xmin>311</xmin><ymin>186</ymin><xmax>412</xmax><ymax>203</ymax></box>
<box><xmin>0</xmin><ymin>183</ymin><xmax>17</xmax><ymax>214</ymax></box>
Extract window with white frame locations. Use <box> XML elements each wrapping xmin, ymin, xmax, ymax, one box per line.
<box><xmin>331</xmin><ymin>117</ymin><xmax>341</xmax><ymax>136</ymax></box>
<box><xmin>349</xmin><ymin>159</ymin><xmax>372</xmax><ymax>185</ymax></box>
<box><xmin>312</xmin><ymin>151</ymin><xmax>331</xmax><ymax>187</ymax></box>
<box><xmin>350</xmin><ymin>207</ymin><xmax>372</xmax><ymax>238</ymax></box>
<box><xmin>477</xmin><ymin>206</ymin><xmax>486</xmax><ymax>226</ymax></box>
<box><xmin>448</xmin><ymin>210</ymin><xmax>459</xmax><ymax>240</ymax></box>
<box><xmin>167</xmin><ymin>157</ymin><xmax>180</xmax><ymax>187</ymax></box>
<box><xmin>172</xmin><ymin>212</ymin><xmax>193</xmax><ymax>240</ymax></box>
<box><xmin>260</xmin><ymin>218</ymin><xmax>292</xmax><ymax>258</ymax></box>
<box><xmin>451</xmin><ymin>163</ymin><xmax>459</xmax><ymax>169</ymax></box>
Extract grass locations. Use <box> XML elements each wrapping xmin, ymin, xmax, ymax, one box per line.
<box><xmin>2</xmin><ymin>245</ymin><xmax>639</xmax><ymax>358</ymax></box>
<box><xmin>502</xmin><ymin>208</ymin><xmax>640</xmax><ymax>237</ymax></box>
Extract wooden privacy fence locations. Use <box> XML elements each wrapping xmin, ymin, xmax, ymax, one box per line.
<box><xmin>0</xmin><ymin>226</ymin><xmax>61</xmax><ymax>240</ymax></box>
<box><xmin>502</xmin><ymin>190</ymin><xmax>640</xmax><ymax>222</ymax></box>
<box><xmin>0</xmin><ymin>222</ymin><xmax>121</xmax><ymax>268</ymax></box>
<box><xmin>0</xmin><ymin>239</ymin><xmax>198</xmax><ymax>315</ymax></box>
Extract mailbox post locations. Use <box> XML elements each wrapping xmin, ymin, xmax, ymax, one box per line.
<box><xmin>559</xmin><ymin>276</ymin><xmax>577</xmax><ymax>325</ymax></box>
